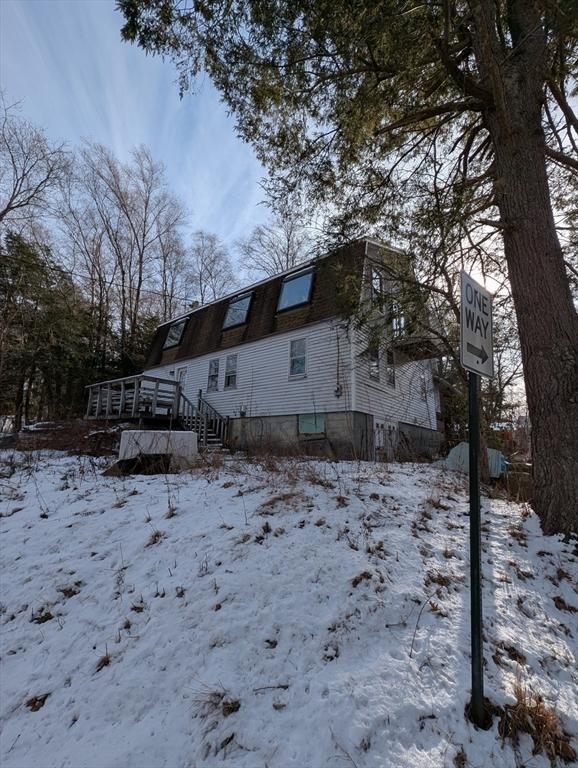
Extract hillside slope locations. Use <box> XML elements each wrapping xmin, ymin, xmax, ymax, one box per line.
<box><xmin>1</xmin><ymin>451</ymin><xmax>576</xmax><ymax>767</ymax></box>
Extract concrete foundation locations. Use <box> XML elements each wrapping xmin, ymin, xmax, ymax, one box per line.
<box><xmin>227</xmin><ymin>412</ymin><xmax>443</xmax><ymax>461</ymax></box>
<box><xmin>228</xmin><ymin>411</ymin><xmax>374</xmax><ymax>460</ymax></box>
<box><xmin>397</xmin><ymin>421</ymin><xmax>444</xmax><ymax>459</ymax></box>
<box><xmin>119</xmin><ymin>430</ymin><xmax>198</xmax><ymax>462</ymax></box>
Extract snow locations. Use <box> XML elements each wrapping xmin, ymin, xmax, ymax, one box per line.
<box><xmin>1</xmin><ymin>450</ymin><xmax>576</xmax><ymax>768</ymax></box>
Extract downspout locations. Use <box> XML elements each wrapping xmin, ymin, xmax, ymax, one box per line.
<box><xmin>350</xmin><ymin>327</ymin><xmax>357</xmax><ymax>413</ymax></box>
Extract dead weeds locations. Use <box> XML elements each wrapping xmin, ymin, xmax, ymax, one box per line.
<box><xmin>498</xmin><ymin>683</ymin><xmax>576</xmax><ymax>766</ymax></box>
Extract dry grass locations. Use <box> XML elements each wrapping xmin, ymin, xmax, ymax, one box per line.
<box><xmin>30</xmin><ymin>607</ymin><xmax>54</xmax><ymax>624</ymax></box>
<box><xmin>425</xmin><ymin>571</ymin><xmax>452</xmax><ymax>588</ymax></box>
<box><xmin>95</xmin><ymin>647</ymin><xmax>111</xmax><ymax>672</ymax></box>
<box><xmin>453</xmin><ymin>746</ymin><xmax>468</xmax><ymax>767</ymax></box>
<box><xmin>508</xmin><ymin>524</ymin><xmax>528</xmax><ymax>547</ymax></box>
<box><xmin>258</xmin><ymin>491</ymin><xmax>300</xmax><ymax>515</ymax></box>
<box><xmin>498</xmin><ymin>683</ymin><xmax>576</xmax><ymax>766</ymax></box>
<box><xmin>146</xmin><ymin>530</ymin><xmax>166</xmax><ymax>547</ymax></box>
<box><xmin>25</xmin><ymin>693</ymin><xmax>50</xmax><ymax>711</ymax></box>
<box><xmin>553</xmin><ymin>596</ymin><xmax>577</xmax><ymax>613</ymax></box>
<box><xmin>425</xmin><ymin>495</ymin><xmax>451</xmax><ymax>510</ymax></box>
<box><xmin>351</xmin><ymin>571</ymin><xmax>372</xmax><ymax>588</ymax></box>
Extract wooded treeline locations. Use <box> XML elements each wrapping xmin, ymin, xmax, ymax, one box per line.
<box><xmin>0</xmin><ymin>98</ymin><xmax>318</xmax><ymax>428</ymax></box>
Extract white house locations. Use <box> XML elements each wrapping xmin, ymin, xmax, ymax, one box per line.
<box><xmin>87</xmin><ymin>239</ymin><xmax>444</xmax><ymax>459</ymax></box>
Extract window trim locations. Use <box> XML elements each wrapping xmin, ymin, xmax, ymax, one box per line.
<box><xmin>207</xmin><ymin>358</ymin><xmax>220</xmax><ymax>392</ymax></box>
<box><xmin>222</xmin><ymin>292</ymin><xmax>253</xmax><ymax>330</ymax></box>
<box><xmin>224</xmin><ymin>354</ymin><xmax>238</xmax><ymax>390</ymax></box>
<box><xmin>277</xmin><ymin>269</ymin><xmax>315</xmax><ymax>314</ymax></box>
<box><xmin>163</xmin><ymin>318</ymin><xmax>188</xmax><ymax>349</ymax></box>
<box><xmin>289</xmin><ymin>337</ymin><xmax>307</xmax><ymax>379</ymax></box>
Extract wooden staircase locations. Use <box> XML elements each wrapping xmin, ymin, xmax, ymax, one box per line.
<box><xmin>85</xmin><ymin>375</ymin><xmax>228</xmax><ymax>450</ymax></box>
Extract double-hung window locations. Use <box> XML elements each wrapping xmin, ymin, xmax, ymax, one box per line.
<box><xmin>223</xmin><ymin>293</ymin><xmax>252</xmax><ymax>329</ymax></box>
<box><xmin>390</xmin><ymin>300</ymin><xmax>405</xmax><ymax>338</ymax></box>
<box><xmin>163</xmin><ymin>318</ymin><xmax>187</xmax><ymax>349</ymax></box>
<box><xmin>224</xmin><ymin>354</ymin><xmax>238</xmax><ymax>389</ymax></box>
<box><xmin>371</xmin><ymin>267</ymin><xmax>386</xmax><ymax>309</ymax></box>
<box><xmin>207</xmin><ymin>359</ymin><xmax>219</xmax><ymax>391</ymax></box>
<box><xmin>277</xmin><ymin>270</ymin><xmax>314</xmax><ymax>312</ymax></box>
<box><xmin>289</xmin><ymin>338</ymin><xmax>307</xmax><ymax>377</ymax></box>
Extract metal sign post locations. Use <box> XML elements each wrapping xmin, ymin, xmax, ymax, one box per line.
<box><xmin>460</xmin><ymin>271</ymin><xmax>494</xmax><ymax>728</ymax></box>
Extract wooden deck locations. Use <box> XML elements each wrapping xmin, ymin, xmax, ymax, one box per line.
<box><xmin>85</xmin><ymin>375</ymin><xmax>228</xmax><ymax>447</ymax></box>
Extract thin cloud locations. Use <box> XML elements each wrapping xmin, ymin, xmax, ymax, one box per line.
<box><xmin>0</xmin><ymin>0</ymin><xmax>268</xmax><ymax>247</ymax></box>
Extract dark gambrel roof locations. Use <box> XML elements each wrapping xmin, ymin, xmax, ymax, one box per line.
<box><xmin>145</xmin><ymin>240</ymin><xmax>367</xmax><ymax>369</ymax></box>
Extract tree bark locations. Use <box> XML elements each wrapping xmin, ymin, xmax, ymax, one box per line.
<box><xmin>492</xmin><ymin>133</ymin><xmax>578</xmax><ymax>535</ymax></box>
<box><xmin>468</xmin><ymin>0</ymin><xmax>578</xmax><ymax>536</ymax></box>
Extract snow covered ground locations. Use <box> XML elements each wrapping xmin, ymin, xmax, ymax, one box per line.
<box><xmin>0</xmin><ymin>450</ymin><xmax>576</xmax><ymax>768</ymax></box>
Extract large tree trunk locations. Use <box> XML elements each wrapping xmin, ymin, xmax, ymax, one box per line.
<box><xmin>470</xmin><ymin>1</ymin><xmax>578</xmax><ymax>536</ymax></box>
<box><xmin>493</xmin><ymin>135</ymin><xmax>578</xmax><ymax>535</ymax></box>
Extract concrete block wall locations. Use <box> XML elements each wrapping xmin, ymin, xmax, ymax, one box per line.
<box><xmin>228</xmin><ymin>411</ymin><xmax>373</xmax><ymax>460</ymax></box>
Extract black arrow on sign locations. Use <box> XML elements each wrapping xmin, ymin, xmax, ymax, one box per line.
<box><xmin>467</xmin><ymin>342</ymin><xmax>488</xmax><ymax>364</ymax></box>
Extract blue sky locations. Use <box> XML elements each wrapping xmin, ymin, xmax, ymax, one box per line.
<box><xmin>0</xmin><ymin>0</ymin><xmax>268</xmax><ymax>246</ymax></box>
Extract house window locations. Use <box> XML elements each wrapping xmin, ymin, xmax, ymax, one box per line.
<box><xmin>223</xmin><ymin>293</ymin><xmax>252</xmax><ymax>329</ymax></box>
<box><xmin>163</xmin><ymin>318</ymin><xmax>187</xmax><ymax>348</ymax></box>
<box><xmin>391</xmin><ymin>301</ymin><xmax>405</xmax><ymax>337</ymax></box>
<box><xmin>207</xmin><ymin>358</ymin><xmax>219</xmax><ymax>391</ymax></box>
<box><xmin>277</xmin><ymin>270</ymin><xmax>314</xmax><ymax>312</ymax></box>
<box><xmin>224</xmin><ymin>354</ymin><xmax>237</xmax><ymax>389</ymax></box>
<box><xmin>369</xmin><ymin>345</ymin><xmax>380</xmax><ymax>381</ymax></box>
<box><xmin>298</xmin><ymin>412</ymin><xmax>326</xmax><ymax>435</ymax></box>
<box><xmin>386</xmin><ymin>349</ymin><xmax>395</xmax><ymax>387</ymax></box>
<box><xmin>289</xmin><ymin>338</ymin><xmax>307</xmax><ymax>377</ymax></box>
<box><xmin>371</xmin><ymin>267</ymin><xmax>386</xmax><ymax>307</ymax></box>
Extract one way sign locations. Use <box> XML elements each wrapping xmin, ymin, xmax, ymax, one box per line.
<box><xmin>460</xmin><ymin>271</ymin><xmax>494</xmax><ymax>378</ymax></box>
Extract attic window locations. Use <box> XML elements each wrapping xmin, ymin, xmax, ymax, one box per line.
<box><xmin>223</xmin><ymin>293</ymin><xmax>252</xmax><ymax>329</ymax></box>
<box><xmin>163</xmin><ymin>319</ymin><xmax>187</xmax><ymax>349</ymax></box>
<box><xmin>277</xmin><ymin>269</ymin><xmax>314</xmax><ymax>312</ymax></box>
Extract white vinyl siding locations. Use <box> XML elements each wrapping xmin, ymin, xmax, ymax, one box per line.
<box><xmin>145</xmin><ymin>320</ymin><xmax>353</xmax><ymax>418</ymax></box>
<box><xmin>352</xmin><ymin>327</ymin><xmax>437</xmax><ymax>430</ymax></box>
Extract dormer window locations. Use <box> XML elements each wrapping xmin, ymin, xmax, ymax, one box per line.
<box><xmin>163</xmin><ymin>318</ymin><xmax>187</xmax><ymax>349</ymax></box>
<box><xmin>277</xmin><ymin>269</ymin><xmax>314</xmax><ymax>312</ymax></box>
<box><xmin>223</xmin><ymin>292</ymin><xmax>252</xmax><ymax>329</ymax></box>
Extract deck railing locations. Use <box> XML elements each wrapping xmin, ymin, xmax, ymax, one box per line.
<box><xmin>85</xmin><ymin>375</ymin><xmax>228</xmax><ymax>447</ymax></box>
<box><xmin>86</xmin><ymin>375</ymin><xmax>182</xmax><ymax>421</ymax></box>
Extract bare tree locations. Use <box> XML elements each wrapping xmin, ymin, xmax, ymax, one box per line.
<box><xmin>188</xmin><ymin>230</ymin><xmax>236</xmax><ymax>304</ymax></box>
<box><xmin>238</xmin><ymin>210</ymin><xmax>312</xmax><ymax>278</ymax></box>
<box><xmin>0</xmin><ymin>96</ymin><xmax>69</xmax><ymax>227</ymax></box>
<box><xmin>75</xmin><ymin>143</ymin><xmax>186</xmax><ymax>368</ymax></box>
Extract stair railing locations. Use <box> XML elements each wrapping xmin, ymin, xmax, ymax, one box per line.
<box><xmin>197</xmin><ymin>390</ymin><xmax>228</xmax><ymax>446</ymax></box>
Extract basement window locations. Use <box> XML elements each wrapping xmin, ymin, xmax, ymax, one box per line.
<box><xmin>163</xmin><ymin>318</ymin><xmax>187</xmax><ymax>349</ymax></box>
<box><xmin>277</xmin><ymin>269</ymin><xmax>314</xmax><ymax>312</ymax></box>
<box><xmin>298</xmin><ymin>412</ymin><xmax>326</xmax><ymax>435</ymax></box>
<box><xmin>223</xmin><ymin>293</ymin><xmax>252</xmax><ymax>329</ymax></box>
